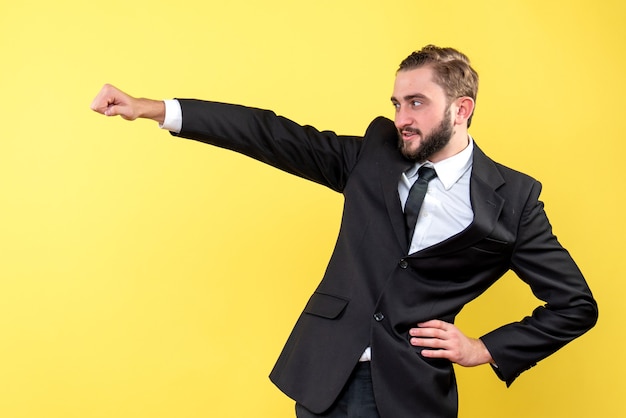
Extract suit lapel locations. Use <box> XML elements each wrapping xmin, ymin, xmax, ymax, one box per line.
<box><xmin>409</xmin><ymin>143</ymin><xmax>505</xmax><ymax>258</ymax></box>
<box><xmin>379</xmin><ymin>136</ymin><xmax>414</xmax><ymax>251</ymax></box>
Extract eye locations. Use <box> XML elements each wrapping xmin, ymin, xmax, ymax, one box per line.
<box><xmin>412</xmin><ymin>100</ymin><xmax>422</xmax><ymax>107</ymax></box>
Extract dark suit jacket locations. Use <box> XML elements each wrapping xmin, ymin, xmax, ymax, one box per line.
<box><xmin>173</xmin><ymin>99</ymin><xmax>597</xmax><ymax>418</ymax></box>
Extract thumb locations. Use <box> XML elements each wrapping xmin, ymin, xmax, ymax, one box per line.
<box><xmin>103</xmin><ymin>104</ymin><xmax>119</xmax><ymax>117</ymax></box>
<box><xmin>104</xmin><ymin>103</ymin><xmax>136</xmax><ymax>120</ymax></box>
<box><xmin>103</xmin><ymin>104</ymin><xmax>125</xmax><ymax>117</ymax></box>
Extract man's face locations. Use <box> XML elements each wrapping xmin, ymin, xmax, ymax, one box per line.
<box><xmin>391</xmin><ymin>67</ymin><xmax>454</xmax><ymax>162</ymax></box>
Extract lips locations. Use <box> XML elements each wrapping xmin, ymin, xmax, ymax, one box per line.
<box><xmin>400</xmin><ymin>128</ymin><xmax>421</xmax><ymax>141</ymax></box>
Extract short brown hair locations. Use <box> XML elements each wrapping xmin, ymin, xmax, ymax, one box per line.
<box><xmin>398</xmin><ymin>45</ymin><xmax>479</xmax><ymax>126</ymax></box>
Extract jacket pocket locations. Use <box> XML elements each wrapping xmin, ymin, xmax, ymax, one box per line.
<box><xmin>303</xmin><ymin>292</ymin><xmax>349</xmax><ymax>319</ymax></box>
<box><xmin>470</xmin><ymin>237</ymin><xmax>510</xmax><ymax>254</ymax></box>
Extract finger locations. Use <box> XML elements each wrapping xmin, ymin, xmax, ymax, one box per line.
<box><xmin>420</xmin><ymin>349</ymin><xmax>450</xmax><ymax>359</ymax></box>
<box><xmin>90</xmin><ymin>85</ymin><xmax>114</xmax><ymax>112</ymax></box>
<box><xmin>410</xmin><ymin>325</ymin><xmax>449</xmax><ymax>339</ymax></box>
<box><xmin>410</xmin><ymin>328</ymin><xmax>441</xmax><ymax>339</ymax></box>
<box><xmin>91</xmin><ymin>97</ymin><xmax>118</xmax><ymax>116</ymax></box>
<box><xmin>417</xmin><ymin>319</ymin><xmax>447</xmax><ymax>329</ymax></box>
<box><xmin>410</xmin><ymin>336</ymin><xmax>445</xmax><ymax>348</ymax></box>
<box><xmin>90</xmin><ymin>97</ymin><xmax>109</xmax><ymax>114</ymax></box>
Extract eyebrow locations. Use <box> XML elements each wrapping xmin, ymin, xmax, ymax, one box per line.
<box><xmin>390</xmin><ymin>93</ymin><xmax>429</xmax><ymax>103</ymax></box>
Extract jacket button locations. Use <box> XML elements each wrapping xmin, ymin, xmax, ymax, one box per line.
<box><xmin>373</xmin><ymin>312</ymin><xmax>385</xmax><ymax>322</ymax></box>
<box><xmin>399</xmin><ymin>259</ymin><xmax>408</xmax><ymax>269</ymax></box>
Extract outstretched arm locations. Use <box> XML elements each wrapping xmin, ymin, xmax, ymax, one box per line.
<box><xmin>90</xmin><ymin>84</ymin><xmax>165</xmax><ymax>124</ymax></box>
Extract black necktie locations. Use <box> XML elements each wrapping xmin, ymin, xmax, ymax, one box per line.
<box><xmin>404</xmin><ymin>166</ymin><xmax>438</xmax><ymax>244</ymax></box>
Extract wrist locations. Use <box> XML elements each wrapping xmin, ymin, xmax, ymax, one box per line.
<box><xmin>137</xmin><ymin>98</ymin><xmax>166</xmax><ymax>124</ymax></box>
<box><xmin>476</xmin><ymin>338</ymin><xmax>494</xmax><ymax>365</ymax></box>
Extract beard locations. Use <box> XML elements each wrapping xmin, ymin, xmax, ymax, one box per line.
<box><xmin>398</xmin><ymin>108</ymin><xmax>454</xmax><ymax>162</ymax></box>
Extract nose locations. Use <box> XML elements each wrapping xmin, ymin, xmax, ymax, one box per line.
<box><xmin>394</xmin><ymin>106</ymin><xmax>412</xmax><ymax>130</ymax></box>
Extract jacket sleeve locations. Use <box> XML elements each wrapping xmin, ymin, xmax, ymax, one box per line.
<box><xmin>172</xmin><ymin>99</ymin><xmax>365</xmax><ymax>193</ymax></box>
<box><xmin>480</xmin><ymin>180</ymin><xmax>598</xmax><ymax>385</ymax></box>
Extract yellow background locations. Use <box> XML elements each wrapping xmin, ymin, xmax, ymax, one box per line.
<box><xmin>1</xmin><ymin>1</ymin><xmax>623</xmax><ymax>417</ymax></box>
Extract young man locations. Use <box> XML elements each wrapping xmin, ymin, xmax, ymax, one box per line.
<box><xmin>91</xmin><ymin>45</ymin><xmax>597</xmax><ymax>418</ymax></box>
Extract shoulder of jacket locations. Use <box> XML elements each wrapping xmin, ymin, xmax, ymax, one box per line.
<box><xmin>366</xmin><ymin>116</ymin><xmax>395</xmax><ymax>133</ymax></box>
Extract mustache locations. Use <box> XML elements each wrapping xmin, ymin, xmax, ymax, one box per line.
<box><xmin>399</xmin><ymin>127</ymin><xmax>422</xmax><ymax>136</ymax></box>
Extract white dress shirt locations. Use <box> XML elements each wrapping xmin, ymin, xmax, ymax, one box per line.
<box><xmin>161</xmin><ymin>99</ymin><xmax>183</xmax><ymax>133</ymax></box>
<box><xmin>400</xmin><ymin>139</ymin><xmax>474</xmax><ymax>254</ymax></box>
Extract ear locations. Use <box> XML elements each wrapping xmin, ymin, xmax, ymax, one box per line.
<box><xmin>452</xmin><ymin>97</ymin><xmax>475</xmax><ymax>126</ymax></box>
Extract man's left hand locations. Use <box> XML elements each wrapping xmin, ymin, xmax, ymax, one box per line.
<box><xmin>409</xmin><ymin>319</ymin><xmax>494</xmax><ymax>367</ymax></box>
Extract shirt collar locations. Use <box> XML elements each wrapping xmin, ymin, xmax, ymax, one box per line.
<box><xmin>405</xmin><ymin>136</ymin><xmax>474</xmax><ymax>191</ymax></box>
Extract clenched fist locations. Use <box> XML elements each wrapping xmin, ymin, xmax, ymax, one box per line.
<box><xmin>90</xmin><ymin>84</ymin><xmax>165</xmax><ymax>124</ymax></box>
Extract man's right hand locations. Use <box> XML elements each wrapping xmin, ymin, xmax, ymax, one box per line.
<box><xmin>90</xmin><ymin>84</ymin><xmax>165</xmax><ymax>124</ymax></box>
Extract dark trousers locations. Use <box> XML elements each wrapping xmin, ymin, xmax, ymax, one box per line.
<box><xmin>295</xmin><ymin>362</ymin><xmax>381</xmax><ymax>418</ymax></box>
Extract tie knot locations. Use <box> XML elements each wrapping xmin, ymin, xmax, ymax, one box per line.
<box><xmin>417</xmin><ymin>165</ymin><xmax>437</xmax><ymax>183</ymax></box>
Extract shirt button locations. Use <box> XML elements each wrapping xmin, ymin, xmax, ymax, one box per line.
<box><xmin>373</xmin><ymin>312</ymin><xmax>385</xmax><ymax>322</ymax></box>
<box><xmin>399</xmin><ymin>259</ymin><xmax>408</xmax><ymax>269</ymax></box>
